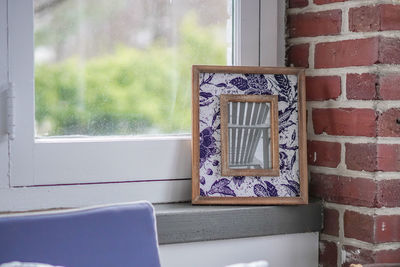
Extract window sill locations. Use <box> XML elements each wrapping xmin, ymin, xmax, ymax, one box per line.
<box><xmin>154</xmin><ymin>198</ymin><xmax>323</xmax><ymax>245</ymax></box>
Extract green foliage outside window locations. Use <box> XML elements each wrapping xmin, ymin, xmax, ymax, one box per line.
<box><xmin>35</xmin><ymin>15</ymin><xmax>227</xmax><ymax>136</ymax></box>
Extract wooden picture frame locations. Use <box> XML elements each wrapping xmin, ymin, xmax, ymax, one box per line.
<box><xmin>192</xmin><ymin>65</ymin><xmax>307</xmax><ymax>205</ymax></box>
<box><xmin>220</xmin><ymin>94</ymin><xmax>280</xmax><ymax>177</ymax></box>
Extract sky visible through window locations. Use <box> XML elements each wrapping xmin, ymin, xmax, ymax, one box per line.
<box><xmin>34</xmin><ymin>0</ymin><xmax>232</xmax><ymax>137</ymax></box>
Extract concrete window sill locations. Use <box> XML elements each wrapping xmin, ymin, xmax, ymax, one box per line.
<box><xmin>154</xmin><ymin>198</ymin><xmax>323</xmax><ymax>245</ymax></box>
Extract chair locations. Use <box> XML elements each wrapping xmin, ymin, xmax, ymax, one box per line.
<box><xmin>0</xmin><ymin>202</ymin><xmax>161</xmax><ymax>267</ymax></box>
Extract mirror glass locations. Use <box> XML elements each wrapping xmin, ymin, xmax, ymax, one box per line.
<box><xmin>227</xmin><ymin>101</ymin><xmax>271</xmax><ymax>170</ymax></box>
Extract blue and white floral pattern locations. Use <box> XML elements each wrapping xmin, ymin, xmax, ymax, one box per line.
<box><xmin>199</xmin><ymin>73</ymin><xmax>300</xmax><ymax>197</ymax></box>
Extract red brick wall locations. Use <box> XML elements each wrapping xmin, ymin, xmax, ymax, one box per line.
<box><xmin>286</xmin><ymin>1</ymin><xmax>400</xmax><ymax>266</ymax></box>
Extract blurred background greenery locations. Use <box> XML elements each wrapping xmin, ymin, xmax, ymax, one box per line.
<box><xmin>34</xmin><ymin>0</ymin><xmax>230</xmax><ymax>136</ymax></box>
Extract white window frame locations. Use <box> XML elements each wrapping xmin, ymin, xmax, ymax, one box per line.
<box><xmin>2</xmin><ymin>0</ymin><xmax>284</xmax><ymax>210</ymax></box>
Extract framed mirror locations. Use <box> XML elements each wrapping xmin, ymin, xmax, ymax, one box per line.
<box><xmin>220</xmin><ymin>94</ymin><xmax>279</xmax><ymax>176</ymax></box>
<box><xmin>192</xmin><ymin>65</ymin><xmax>307</xmax><ymax>205</ymax></box>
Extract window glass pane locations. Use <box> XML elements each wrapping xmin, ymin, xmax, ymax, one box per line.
<box><xmin>34</xmin><ymin>0</ymin><xmax>232</xmax><ymax>137</ymax></box>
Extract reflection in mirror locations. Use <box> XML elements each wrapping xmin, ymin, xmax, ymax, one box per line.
<box><xmin>220</xmin><ymin>94</ymin><xmax>279</xmax><ymax>177</ymax></box>
<box><xmin>228</xmin><ymin>101</ymin><xmax>271</xmax><ymax>169</ymax></box>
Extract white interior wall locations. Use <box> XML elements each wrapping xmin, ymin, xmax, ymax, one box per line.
<box><xmin>159</xmin><ymin>232</ymin><xmax>319</xmax><ymax>267</ymax></box>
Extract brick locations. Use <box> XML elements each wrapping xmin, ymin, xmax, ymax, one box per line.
<box><xmin>381</xmin><ymin>4</ymin><xmax>400</xmax><ymax>31</ymax></box>
<box><xmin>319</xmin><ymin>240</ymin><xmax>337</xmax><ymax>267</ymax></box>
<box><xmin>312</xmin><ymin>108</ymin><xmax>377</xmax><ymax>137</ymax></box>
<box><xmin>289</xmin><ymin>0</ymin><xmax>308</xmax><ymax>8</ymax></box>
<box><xmin>323</xmin><ymin>208</ymin><xmax>339</xmax><ymax>236</ymax></box>
<box><xmin>345</xmin><ymin>143</ymin><xmax>377</xmax><ymax>172</ymax></box>
<box><xmin>307</xmin><ymin>140</ymin><xmax>341</xmax><ymax>167</ymax></box>
<box><xmin>349</xmin><ymin>5</ymin><xmax>380</xmax><ymax>32</ymax></box>
<box><xmin>343</xmin><ymin>246</ymin><xmax>400</xmax><ymax>266</ymax></box>
<box><xmin>377</xmin><ymin>108</ymin><xmax>400</xmax><ymax>137</ymax></box>
<box><xmin>287</xmin><ymin>44</ymin><xmax>309</xmax><ymax>68</ymax></box>
<box><xmin>349</xmin><ymin>5</ymin><xmax>400</xmax><ymax>32</ymax></box>
<box><xmin>306</xmin><ymin>76</ymin><xmax>341</xmax><ymax>101</ymax></box>
<box><xmin>375</xmin><ymin>248</ymin><xmax>400</xmax><ymax>263</ymax></box>
<box><xmin>377</xmin><ymin>144</ymin><xmax>400</xmax><ymax>172</ymax></box>
<box><xmin>315</xmin><ymin>37</ymin><xmax>400</xmax><ymax>67</ymax></box>
<box><xmin>345</xmin><ymin>143</ymin><xmax>400</xmax><ymax>173</ymax></box>
<box><xmin>314</xmin><ymin>0</ymin><xmax>345</xmax><ymax>4</ymax></box>
<box><xmin>377</xmin><ymin>180</ymin><xmax>400</xmax><ymax>207</ymax></box>
<box><xmin>315</xmin><ymin>38</ymin><xmax>379</xmax><ymax>68</ymax></box>
<box><xmin>346</xmin><ymin>73</ymin><xmax>378</xmax><ymax>100</ymax></box>
<box><xmin>379</xmin><ymin>38</ymin><xmax>400</xmax><ymax>64</ymax></box>
<box><xmin>288</xmin><ymin>10</ymin><xmax>341</xmax><ymax>37</ymax></box>
<box><xmin>380</xmin><ymin>74</ymin><xmax>400</xmax><ymax>100</ymax></box>
<box><xmin>342</xmin><ymin>245</ymin><xmax>374</xmax><ymax>267</ymax></box>
<box><xmin>344</xmin><ymin>212</ymin><xmax>400</xmax><ymax>244</ymax></box>
<box><xmin>376</xmin><ymin>215</ymin><xmax>400</xmax><ymax>243</ymax></box>
<box><xmin>310</xmin><ymin>173</ymin><xmax>377</xmax><ymax>207</ymax></box>
<box><xmin>344</xmin><ymin>210</ymin><xmax>374</xmax><ymax>243</ymax></box>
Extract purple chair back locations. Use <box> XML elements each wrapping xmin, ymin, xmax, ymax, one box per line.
<box><xmin>0</xmin><ymin>202</ymin><xmax>161</xmax><ymax>267</ymax></box>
